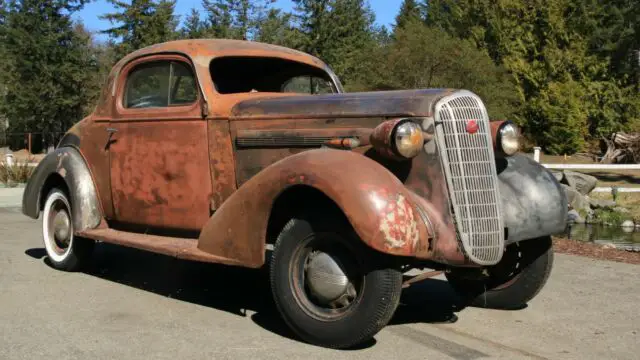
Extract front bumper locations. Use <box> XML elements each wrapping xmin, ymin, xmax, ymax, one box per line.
<box><xmin>498</xmin><ymin>154</ymin><xmax>568</xmax><ymax>244</ymax></box>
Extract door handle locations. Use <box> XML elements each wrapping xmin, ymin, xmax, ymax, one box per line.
<box><xmin>105</xmin><ymin>128</ymin><xmax>118</xmax><ymax>150</ymax></box>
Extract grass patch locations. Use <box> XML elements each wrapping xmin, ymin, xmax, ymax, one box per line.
<box><xmin>590</xmin><ymin>191</ymin><xmax>640</xmax><ymax>223</ymax></box>
<box><xmin>0</xmin><ymin>160</ymin><xmax>34</xmax><ymax>187</ymax></box>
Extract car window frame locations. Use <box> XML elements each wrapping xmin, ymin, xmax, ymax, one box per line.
<box><xmin>114</xmin><ymin>54</ymin><xmax>203</xmax><ymax>121</ymax></box>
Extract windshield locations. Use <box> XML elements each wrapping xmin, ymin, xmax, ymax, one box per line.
<box><xmin>210</xmin><ymin>56</ymin><xmax>337</xmax><ymax>95</ymax></box>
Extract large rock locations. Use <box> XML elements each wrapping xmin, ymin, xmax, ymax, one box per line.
<box><xmin>561</xmin><ymin>170</ymin><xmax>597</xmax><ymax>195</ymax></box>
<box><xmin>561</xmin><ymin>184</ymin><xmax>590</xmax><ymax>212</ymax></box>
<box><xmin>567</xmin><ymin>209</ymin><xmax>585</xmax><ymax>224</ymax></box>
<box><xmin>589</xmin><ymin>198</ymin><xmax>616</xmax><ymax>209</ymax></box>
<box><xmin>550</xmin><ymin>170</ymin><xmax>563</xmax><ymax>182</ymax></box>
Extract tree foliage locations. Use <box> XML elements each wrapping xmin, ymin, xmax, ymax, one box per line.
<box><xmin>0</xmin><ymin>0</ymin><xmax>96</xmax><ymax>137</ymax></box>
<box><xmin>395</xmin><ymin>0</ymin><xmax>422</xmax><ymax>30</ymax></box>
<box><xmin>424</xmin><ymin>0</ymin><xmax>639</xmax><ymax>153</ymax></box>
<box><xmin>101</xmin><ymin>0</ymin><xmax>178</xmax><ymax>57</ymax></box>
<box><xmin>0</xmin><ymin>0</ymin><xmax>637</xmax><ymax>156</ymax></box>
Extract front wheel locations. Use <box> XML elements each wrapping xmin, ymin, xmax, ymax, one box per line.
<box><xmin>269</xmin><ymin>213</ymin><xmax>402</xmax><ymax>349</ymax></box>
<box><xmin>446</xmin><ymin>236</ymin><xmax>554</xmax><ymax>309</ymax></box>
<box><xmin>42</xmin><ymin>189</ymin><xmax>94</xmax><ymax>271</ymax></box>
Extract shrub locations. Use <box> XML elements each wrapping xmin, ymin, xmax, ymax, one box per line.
<box><xmin>0</xmin><ymin>160</ymin><xmax>35</xmax><ymax>187</ymax></box>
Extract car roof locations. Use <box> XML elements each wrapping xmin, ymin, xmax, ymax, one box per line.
<box><xmin>113</xmin><ymin>39</ymin><xmax>329</xmax><ymax>71</ymax></box>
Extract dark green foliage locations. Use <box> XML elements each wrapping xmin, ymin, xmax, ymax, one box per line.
<box><xmin>0</xmin><ymin>0</ymin><xmax>96</xmax><ymax>137</ymax></box>
<box><xmin>424</xmin><ymin>0</ymin><xmax>639</xmax><ymax>154</ymax></box>
<box><xmin>202</xmin><ymin>0</ymin><xmax>274</xmax><ymax>40</ymax></box>
<box><xmin>101</xmin><ymin>0</ymin><xmax>178</xmax><ymax>58</ymax></box>
<box><xmin>395</xmin><ymin>0</ymin><xmax>422</xmax><ymax>29</ymax></box>
<box><xmin>373</xmin><ymin>20</ymin><xmax>517</xmax><ymax>119</ymax></box>
<box><xmin>291</xmin><ymin>0</ymin><xmax>379</xmax><ymax>90</ymax></box>
<box><xmin>181</xmin><ymin>8</ymin><xmax>206</xmax><ymax>39</ymax></box>
<box><xmin>255</xmin><ymin>8</ymin><xmax>303</xmax><ymax>47</ymax></box>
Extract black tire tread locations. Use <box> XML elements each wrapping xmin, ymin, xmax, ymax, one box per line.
<box><xmin>270</xmin><ymin>214</ymin><xmax>402</xmax><ymax>349</ymax></box>
<box><xmin>448</xmin><ymin>237</ymin><xmax>554</xmax><ymax>309</ymax></box>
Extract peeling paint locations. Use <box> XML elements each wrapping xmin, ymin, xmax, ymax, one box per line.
<box><xmin>372</xmin><ymin>190</ymin><xmax>419</xmax><ymax>249</ymax></box>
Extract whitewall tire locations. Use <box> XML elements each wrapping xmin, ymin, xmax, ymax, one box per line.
<box><xmin>42</xmin><ymin>189</ymin><xmax>94</xmax><ymax>271</ymax></box>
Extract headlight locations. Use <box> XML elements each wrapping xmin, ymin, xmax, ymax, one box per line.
<box><xmin>393</xmin><ymin>121</ymin><xmax>424</xmax><ymax>158</ymax></box>
<box><xmin>498</xmin><ymin>121</ymin><xmax>520</xmax><ymax>155</ymax></box>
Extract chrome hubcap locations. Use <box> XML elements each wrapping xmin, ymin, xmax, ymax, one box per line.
<box><xmin>305</xmin><ymin>251</ymin><xmax>356</xmax><ymax>307</ymax></box>
<box><xmin>53</xmin><ymin>209</ymin><xmax>71</xmax><ymax>245</ymax></box>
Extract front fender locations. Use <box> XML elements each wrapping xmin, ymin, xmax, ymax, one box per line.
<box><xmin>498</xmin><ymin>154</ymin><xmax>567</xmax><ymax>244</ymax></box>
<box><xmin>197</xmin><ymin>148</ymin><xmax>434</xmax><ymax>268</ymax></box>
<box><xmin>22</xmin><ymin>147</ymin><xmax>102</xmax><ymax>232</ymax></box>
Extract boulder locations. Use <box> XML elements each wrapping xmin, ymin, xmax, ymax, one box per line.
<box><xmin>567</xmin><ymin>209</ymin><xmax>585</xmax><ymax>224</ymax></box>
<box><xmin>561</xmin><ymin>170</ymin><xmax>597</xmax><ymax>195</ymax></box>
<box><xmin>561</xmin><ymin>184</ymin><xmax>591</xmax><ymax>212</ymax></box>
<box><xmin>589</xmin><ymin>198</ymin><xmax>616</xmax><ymax>209</ymax></box>
<box><xmin>550</xmin><ymin>170</ymin><xmax>563</xmax><ymax>182</ymax></box>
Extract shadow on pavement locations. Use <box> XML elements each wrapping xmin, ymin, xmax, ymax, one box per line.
<box><xmin>25</xmin><ymin>242</ymin><xmax>466</xmax><ymax>348</ymax></box>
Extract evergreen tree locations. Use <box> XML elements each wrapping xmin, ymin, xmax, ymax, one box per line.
<box><xmin>202</xmin><ymin>0</ymin><xmax>273</xmax><ymax>40</ymax></box>
<box><xmin>395</xmin><ymin>0</ymin><xmax>422</xmax><ymax>29</ymax></box>
<box><xmin>100</xmin><ymin>0</ymin><xmax>178</xmax><ymax>58</ymax></box>
<box><xmin>424</xmin><ymin>0</ymin><xmax>639</xmax><ymax>153</ymax></box>
<box><xmin>291</xmin><ymin>0</ymin><xmax>331</xmax><ymax>56</ymax></box>
<box><xmin>0</xmin><ymin>0</ymin><xmax>96</xmax><ymax>137</ymax></box>
<box><xmin>255</xmin><ymin>8</ymin><xmax>303</xmax><ymax>47</ymax></box>
<box><xmin>181</xmin><ymin>8</ymin><xmax>206</xmax><ymax>39</ymax></box>
<box><xmin>291</xmin><ymin>0</ymin><xmax>378</xmax><ymax>90</ymax></box>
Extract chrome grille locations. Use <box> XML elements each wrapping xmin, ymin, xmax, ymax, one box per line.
<box><xmin>434</xmin><ymin>91</ymin><xmax>504</xmax><ymax>265</ymax></box>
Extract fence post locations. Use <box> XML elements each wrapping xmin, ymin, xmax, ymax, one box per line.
<box><xmin>28</xmin><ymin>132</ymin><xmax>32</xmax><ymax>154</ymax></box>
<box><xmin>533</xmin><ymin>146</ymin><xmax>541</xmax><ymax>162</ymax></box>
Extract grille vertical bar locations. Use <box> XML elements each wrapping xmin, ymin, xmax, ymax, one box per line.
<box><xmin>434</xmin><ymin>91</ymin><xmax>504</xmax><ymax>265</ymax></box>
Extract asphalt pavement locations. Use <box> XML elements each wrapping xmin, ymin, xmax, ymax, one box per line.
<box><xmin>0</xmin><ymin>205</ymin><xmax>638</xmax><ymax>360</ymax></box>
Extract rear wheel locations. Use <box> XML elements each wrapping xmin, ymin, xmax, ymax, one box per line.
<box><xmin>446</xmin><ymin>236</ymin><xmax>554</xmax><ymax>309</ymax></box>
<box><xmin>270</xmin><ymin>213</ymin><xmax>402</xmax><ymax>349</ymax></box>
<box><xmin>42</xmin><ymin>189</ymin><xmax>94</xmax><ymax>271</ymax></box>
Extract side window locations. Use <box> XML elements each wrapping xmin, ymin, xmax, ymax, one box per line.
<box><xmin>124</xmin><ymin>61</ymin><xmax>198</xmax><ymax>109</ymax></box>
<box><xmin>282</xmin><ymin>76</ymin><xmax>335</xmax><ymax>95</ymax></box>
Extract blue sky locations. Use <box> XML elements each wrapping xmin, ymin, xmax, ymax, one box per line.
<box><xmin>76</xmin><ymin>0</ymin><xmax>402</xmax><ymax>38</ymax></box>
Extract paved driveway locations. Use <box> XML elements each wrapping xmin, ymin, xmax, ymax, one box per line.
<box><xmin>0</xmin><ymin>207</ymin><xmax>638</xmax><ymax>359</ymax></box>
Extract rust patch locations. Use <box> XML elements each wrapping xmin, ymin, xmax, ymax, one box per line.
<box><xmin>374</xmin><ymin>191</ymin><xmax>419</xmax><ymax>249</ymax></box>
<box><xmin>207</xmin><ymin>120</ymin><xmax>237</xmax><ymax>210</ymax></box>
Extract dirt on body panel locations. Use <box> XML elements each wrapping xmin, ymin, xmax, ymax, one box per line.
<box><xmin>109</xmin><ymin>120</ymin><xmax>212</xmax><ymax>231</ymax></box>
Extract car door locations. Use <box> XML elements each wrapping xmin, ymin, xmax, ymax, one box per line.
<box><xmin>109</xmin><ymin>54</ymin><xmax>212</xmax><ymax>231</ymax></box>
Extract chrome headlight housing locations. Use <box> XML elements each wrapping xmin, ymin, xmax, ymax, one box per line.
<box><xmin>497</xmin><ymin>121</ymin><xmax>520</xmax><ymax>155</ymax></box>
<box><xmin>393</xmin><ymin>121</ymin><xmax>424</xmax><ymax>158</ymax></box>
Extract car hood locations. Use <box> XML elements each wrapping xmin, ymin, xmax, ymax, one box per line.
<box><xmin>230</xmin><ymin>88</ymin><xmax>456</xmax><ymax>120</ymax></box>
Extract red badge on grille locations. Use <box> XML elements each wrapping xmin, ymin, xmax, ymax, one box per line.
<box><xmin>466</xmin><ymin>120</ymin><xmax>479</xmax><ymax>134</ymax></box>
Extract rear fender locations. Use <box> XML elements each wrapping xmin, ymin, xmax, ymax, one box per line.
<box><xmin>22</xmin><ymin>147</ymin><xmax>102</xmax><ymax>232</ymax></box>
<box><xmin>197</xmin><ymin>149</ymin><xmax>434</xmax><ymax>268</ymax></box>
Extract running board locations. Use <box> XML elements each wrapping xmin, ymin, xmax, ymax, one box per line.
<box><xmin>78</xmin><ymin>228</ymin><xmax>247</xmax><ymax>267</ymax></box>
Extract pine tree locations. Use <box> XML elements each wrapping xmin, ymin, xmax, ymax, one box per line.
<box><xmin>290</xmin><ymin>0</ymin><xmax>377</xmax><ymax>89</ymax></box>
<box><xmin>255</xmin><ymin>8</ymin><xmax>302</xmax><ymax>47</ymax></box>
<box><xmin>291</xmin><ymin>0</ymin><xmax>330</xmax><ymax>56</ymax></box>
<box><xmin>202</xmin><ymin>0</ymin><xmax>273</xmax><ymax>40</ymax></box>
<box><xmin>395</xmin><ymin>0</ymin><xmax>421</xmax><ymax>29</ymax></box>
<box><xmin>100</xmin><ymin>0</ymin><xmax>178</xmax><ymax>58</ymax></box>
<box><xmin>0</xmin><ymin>0</ymin><xmax>96</xmax><ymax>137</ymax></box>
<box><xmin>181</xmin><ymin>8</ymin><xmax>206</xmax><ymax>39</ymax></box>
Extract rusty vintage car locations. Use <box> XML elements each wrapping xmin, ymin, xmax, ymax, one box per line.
<box><xmin>22</xmin><ymin>39</ymin><xmax>567</xmax><ymax>349</ymax></box>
